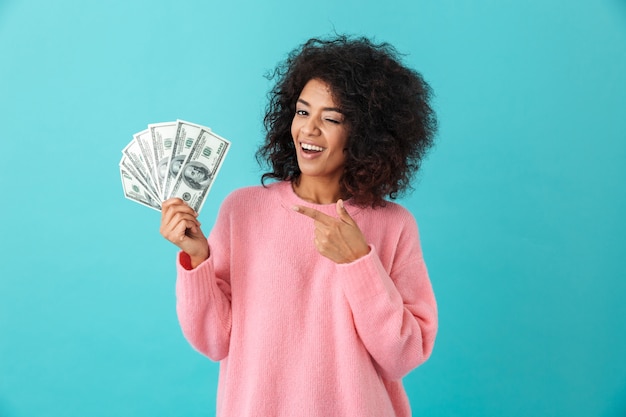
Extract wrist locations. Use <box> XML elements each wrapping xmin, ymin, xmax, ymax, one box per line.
<box><xmin>189</xmin><ymin>248</ymin><xmax>209</xmax><ymax>269</ymax></box>
<box><xmin>347</xmin><ymin>244</ymin><xmax>371</xmax><ymax>263</ymax></box>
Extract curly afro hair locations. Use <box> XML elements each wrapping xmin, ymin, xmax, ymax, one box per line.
<box><xmin>257</xmin><ymin>34</ymin><xmax>437</xmax><ymax>207</ymax></box>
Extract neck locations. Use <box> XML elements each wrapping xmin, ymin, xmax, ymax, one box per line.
<box><xmin>292</xmin><ymin>176</ymin><xmax>343</xmax><ymax>205</ymax></box>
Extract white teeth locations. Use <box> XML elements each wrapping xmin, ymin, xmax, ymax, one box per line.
<box><xmin>301</xmin><ymin>143</ymin><xmax>324</xmax><ymax>152</ymax></box>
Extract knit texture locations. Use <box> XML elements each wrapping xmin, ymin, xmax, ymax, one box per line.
<box><xmin>175</xmin><ymin>181</ymin><xmax>438</xmax><ymax>417</ymax></box>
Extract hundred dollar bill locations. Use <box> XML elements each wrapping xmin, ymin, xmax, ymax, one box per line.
<box><xmin>161</xmin><ymin>120</ymin><xmax>211</xmax><ymax>199</ymax></box>
<box><xmin>120</xmin><ymin>165</ymin><xmax>161</xmax><ymax>211</ymax></box>
<box><xmin>169</xmin><ymin>128</ymin><xmax>230</xmax><ymax>212</ymax></box>
<box><xmin>122</xmin><ymin>137</ymin><xmax>159</xmax><ymax>198</ymax></box>
<box><xmin>148</xmin><ymin>121</ymin><xmax>177</xmax><ymax>200</ymax></box>
<box><xmin>119</xmin><ymin>155</ymin><xmax>160</xmax><ymax>202</ymax></box>
<box><xmin>134</xmin><ymin>128</ymin><xmax>158</xmax><ymax>196</ymax></box>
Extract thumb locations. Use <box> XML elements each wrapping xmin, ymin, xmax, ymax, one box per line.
<box><xmin>336</xmin><ymin>199</ymin><xmax>355</xmax><ymax>225</ymax></box>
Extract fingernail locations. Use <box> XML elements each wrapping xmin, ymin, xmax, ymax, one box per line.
<box><xmin>291</xmin><ymin>206</ymin><xmax>300</xmax><ymax>212</ymax></box>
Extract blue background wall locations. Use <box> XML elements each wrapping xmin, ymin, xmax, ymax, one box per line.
<box><xmin>1</xmin><ymin>1</ymin><xmax>625</xmax><ymax>416</ymax></box>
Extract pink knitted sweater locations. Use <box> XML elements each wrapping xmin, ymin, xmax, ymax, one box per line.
<box><xmin>175</xmin><ymin>181</ymin><xmax>437</xmax><ymax>417</ymax></box>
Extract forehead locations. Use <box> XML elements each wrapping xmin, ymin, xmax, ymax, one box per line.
<box><xmin>298</xmin><ymin>79</ymin><xmax>340</xmax><ymax>107</ymax></box>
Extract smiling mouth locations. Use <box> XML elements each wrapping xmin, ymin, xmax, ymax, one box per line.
<box><xmin>301</xmin><ymin>142</ymin><xmax>325</xmax><ymax>153</ymax></box>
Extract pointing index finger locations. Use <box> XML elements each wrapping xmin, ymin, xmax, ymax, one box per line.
<box><xmin>292</xmin><ymin>205</ymin><xmax>333</xmax><ymax>224</ymax></box>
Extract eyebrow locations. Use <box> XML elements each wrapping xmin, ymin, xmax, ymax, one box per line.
<box><xmin>297</xmin><ymin>99</ymin><xmax>343</xmax><ymax>114</ymax></box>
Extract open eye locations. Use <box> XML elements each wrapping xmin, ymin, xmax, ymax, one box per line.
<box><xmin>296</xmin><ymin>109</ymin><xmax>308</xmax><ymax>116</ymax></box>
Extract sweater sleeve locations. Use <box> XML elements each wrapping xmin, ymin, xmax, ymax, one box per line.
<box><xmin>175</xmin><ymin>196</ymin><xmax>234</xmax><ymax>361</ymax></box>
<box><xmin>338</xmin><ymin>220</ymin><xmax>438</xmax><ymax>381</ymax></box>
<box><xmin>175</xmin><ymin>250</ymin><xmax>232</xmax><ymax>361</ymax></box>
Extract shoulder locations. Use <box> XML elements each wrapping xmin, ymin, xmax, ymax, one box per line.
<box><xmin>355</xmin><ymin>200</ymin><xmax>422</xmax><ymax>243</ymax></box>
<box><xmin>220</xmin><ymin>182</ymin><xmax>284</xmax><ymax>212</ymax></box>
<box><xmin>225</xmin><ymin>184</ymin><xmax>266</xmax><ymax>200</ymax></box>
<box><xmin>357</xmin><ymin>200</ymin><xmax>417</xmax><ymax>227</ymax></box>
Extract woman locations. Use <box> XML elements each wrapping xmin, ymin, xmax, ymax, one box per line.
<box><xmin>160</xmin><ymin>34</ymin><xmax>438</xmax><ymax>417</ymax></box>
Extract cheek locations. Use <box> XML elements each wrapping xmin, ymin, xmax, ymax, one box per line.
<box><xmin>332</xmin><ymin>131</ymin><xmax>349</xmax><ymax>152</ymax></box>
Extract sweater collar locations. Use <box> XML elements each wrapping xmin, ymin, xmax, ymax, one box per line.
<box><xmin>275</xmin><ymin>180</ymin><xmax>362</xmax><ymax>217</ymax></box>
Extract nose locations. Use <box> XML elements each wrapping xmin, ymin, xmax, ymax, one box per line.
<box><xmin>302</xmin><ymin>115</ymin><xmax>320</xmax><ymax>135</ymax></box>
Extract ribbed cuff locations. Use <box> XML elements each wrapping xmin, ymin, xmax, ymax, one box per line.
<box><xmin>176</xmin><ymin>251</ymin><xmax>215</xmax><ymax>309</ymax></box>
<box><xmin>338</xmin><ymin>245</ymin><xmax>397</xmax><ymax>306</ymax></box>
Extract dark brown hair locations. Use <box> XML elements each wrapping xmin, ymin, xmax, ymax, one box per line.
<box><xmin>257</xmin><ymin>34</ymin><xmax>437</xmax><ymax>207</ymax></box>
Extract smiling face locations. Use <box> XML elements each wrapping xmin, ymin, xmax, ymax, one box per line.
<box><xmin>291</xmin><ymin>78</ymin><xmax>350</xmax><ymax>187</ymax></box>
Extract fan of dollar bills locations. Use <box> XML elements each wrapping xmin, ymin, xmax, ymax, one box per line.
<box><xmin>120</xmin><ymin>120</ymin><xmax>230</xmax><ymax>213</ymax></box>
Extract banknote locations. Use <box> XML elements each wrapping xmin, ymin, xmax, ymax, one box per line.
<box><xmin>169</xmin><ymin>129</ymin><xmax>230</xmax><ymax>212</ymax></box>
<box><xmin>120</xmin><ymin>120</ymin><xmax>230</xmax><ymax>213</ymax></box>
<box><xmin>122</xmin><ymin>136</ymin><xmax>158</xmax><ymax>196</ymax></box>
<box><xmin>119</xmin><ymin>154</ymin><xmax>159</xmax><ymax>200</ymax></box>
<box><xmin>134</xmin><ymin>129</ymin><xmax>158</xmax><ymax>196</ymax></box>
<box><xmin>161</xmin><ymin>120</ymin><xmax>212</xmax><ymax>200</ymax></box>
<box><xmin>148</xmin><ymin>121</ymin><xmax>177</xmax><ymax>200</ymax></box>
<box><xmin>120</xmin><ymin>165</ymin><xmax>161</xmax><ymax>211</ymax></box>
